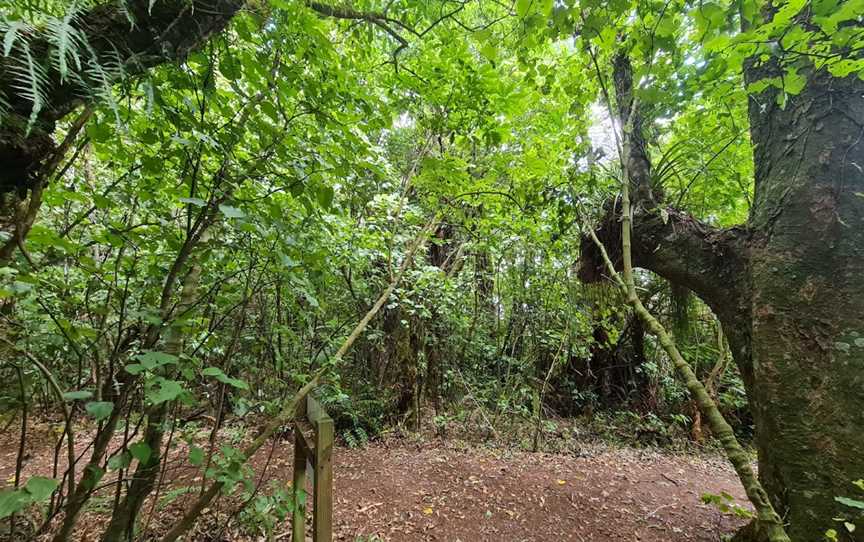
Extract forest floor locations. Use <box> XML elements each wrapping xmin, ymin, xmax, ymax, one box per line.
<box><xmin>0</xmin><ymin>422</ymin><xmax>749</xmax><ymax>541</ymax></box>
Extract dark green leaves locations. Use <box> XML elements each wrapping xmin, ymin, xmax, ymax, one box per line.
<box><xmin>202</xmin><ymin>367</ymin><xmax>249</xmax><ymax>390</ymax></box>
<box><xmin>63</xmin><ymin>390</ymin><xmax>93</xmax><ymax>401</ymax></box>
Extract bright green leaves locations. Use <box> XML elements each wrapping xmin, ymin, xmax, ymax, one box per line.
<box><xmin>0</xmin><ymin>477</ymin><xmax>59</xmax><ymax>519</ymax></box>
<box><xmin>828</xmin><ymin>59</ymin><xmax>863</xmax><ymax>78</ymax></box>
<box><xmin>202</xmin><ymin>367</ymin><xmax>249</xmax><ymax>390</ymax></box>
<box><xmin>85</xmin><ymin>401</ymin><xmax>114</xmax><ymax>421</ymax></box>
<box><xmin>126</xmin><ymin>351</ymin><xmax>178</xmax><ymax>375</ymax></box>
<box><xmin>783</xmin><ymin>67</ymin><xmax>807</xmax><ymax>96</ymax></box>
<box><xmin>129</xmin><ymin>441</ymin><xmax>153</xmax><ymax>465</ymax></box>
<box><xmin>691</xmin><ymin>1</ymin><xmax>740</xmax><ymax>43</ymax></box>
<box><xmin>516</xmin><ymin>0</ymin><xmax>553</xmax><ymax>19</ymax></box>
<box><xmin>218</xmin><ymin>204</ymin><xmax>245</xmax><ymax>219</ymax></box>
<box><xmin>773</xmin><ymin>0</ymin><xmax>808</xmax><ymax>26</ymax></box>
<box><xmin>147</xmin><ymin>378</ymin><xmax>186</xmax><ymax>405</ymax></box>
<box><xmin>814</xmin><ymin>0</ymin><xmax>864</xmax><ymax>34</ymax></box>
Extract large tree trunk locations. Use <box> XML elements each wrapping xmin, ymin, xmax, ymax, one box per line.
<box><xmin>744</xmin><ymin>65</ymin><xmax>864</xmax><ymax>538</ymax></box>
<box><xmin>581</xmin><ymin>52</ymin><xmax>864</xmax><ymax>539</ymax></box>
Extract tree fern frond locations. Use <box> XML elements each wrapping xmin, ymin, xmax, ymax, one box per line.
<box><xmin>8</xmin><ymin>44</ymin><xmax>50</xmax><ymax>132</ymax></box>
<box><xmin>0</xmin><ymin>89</ymin><xmax>10</xmax><ymax>124</ymax></box>
<box><xmin>46</xmin><ymin>3</ymin><xmax>85</xmax><ymax>82</ymax></box>
<box><xmin>3</xmin><ymin>20</ymin><xmax>34</xmax><ymax>57</ymax></box>
<box><xmin>82</xmin><ymin>40</ymin><xmax>123</xmax><ymax>127</ymax></box>
<box><xmin>116</xmin><ymin>0</ymin><xmax>137</xmax><ymax>28</ymax></box>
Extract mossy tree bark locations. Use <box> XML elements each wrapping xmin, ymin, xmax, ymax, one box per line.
<box><xmin>744</xmin><ymin>63</ymin><xmax>864</xmax><ymax>539</ymax></box>
<box><xmin>581</xmin><ymin>49</ymin><xmax>864</xmax><ymax>541</ymax></box>
<box><xmin>0</xmin><ymin>0</ymin><xmax>244</xmax><ymax>257</ymax></box>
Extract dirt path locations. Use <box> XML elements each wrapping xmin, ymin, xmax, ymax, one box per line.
<box><xmin>332</xmin><ymin>441</ymin><xmax>747</xmax><ymax>541</ymax></box>
<box><xmin>1</xmin><ymin>426</ymin><xmax>748</xmax><ymax>541</ymax></box>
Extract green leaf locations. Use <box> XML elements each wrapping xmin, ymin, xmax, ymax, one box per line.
<box><xmin>189</xmin><ymin>446</ymin><xmax>205</xmax><ymax>466</ymax></box>
<box><xmin>836</xmin><ymin>496</ymin><xmax>864</xmax><ymax>510</ymax></box>
<box><xmin>63</xmin><ymin>390</ymin><xmax>93</xmax><ymax>401</ymax></box>
<box><xmin>219</xmin><ymin>204</ymin><xmax>245</xmax><ymax>219</ymax></box>
<box><xmin>202</xmin><ymin>367</ymin><xmax>249</xmax><ymax>390</ymax></box>
<box><xmin>516</xmin><ymin>0</ymin><xmax>532</xmax><ymax>18</ymax></box>
<box><xmin>149</xmin><ymin>379</ymin><xmax>185</xmax><ymax>404</ymax></box>
<box><xmin>132</xmin><ymin>351</ymin><xmax>178</xmax><ymax>372</ymax></box>
<box><xmin>316</xmin><ymin>185</ymin><xmax>334</xmax><ymax>210</ymax></box>
<box><xmin>180</xmin><ymin>197</ymin><xmax>207</xmax><ymax>207</ymax></box>
<box><xmin>125</xmin><ymin>363</ymin><xmax>146</xmax><ymax>375</ymax></box>
<box><xmin>24</xmin><ymin>477</ymin><xmax>59</xmax><ymax>501</ymax></box>
<box><xmin>0</xmin><ymin>490</ymin><xmax>29</xmax><ymax>519</ymax></box>
<box><xmin>129</xmin><ymin>442</ymin><xmax>153</xmax><ymax>465</ymax></box>
<box><xmin>107</xmin><ymin>451</ymin><xmax>132</xmax><ymax>471</ymax></box>
<box><xmin>783</xmin><ymin>68</ymin><xmax>806</xmax><ymax>95</ymax></box>
<box><xmin>85</xmin><ymin>401</ymin><xmax>114</xmax><ymax>421</ymax></box>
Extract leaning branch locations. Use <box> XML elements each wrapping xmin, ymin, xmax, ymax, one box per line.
<box><xmin>159</xmin><ymin>217</ymin><xmax>439</xmax><ymax>542</ymax></box>
<box><xmin>581</xmin><ymin>66</ymin><xmax>789</xmax><ymax>536</ymax></box>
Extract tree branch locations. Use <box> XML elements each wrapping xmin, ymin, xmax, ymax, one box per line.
<box><xmin>0</xmin><ymin>0</ymin><xmax>245</xmax><ymax>194</ymax></box>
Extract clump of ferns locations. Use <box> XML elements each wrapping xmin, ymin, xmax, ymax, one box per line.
<box><xmin>1</xmin><ymin>2</ymin><xmax>124</xmax><ymax>132</ymax></box>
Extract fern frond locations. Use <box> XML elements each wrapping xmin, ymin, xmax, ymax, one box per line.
<box><xmin>8</xmin><ymin>44</ymin><xmax>50</xmax><ymax>132</ymax></box>
<box><xmin>82</xmin><ymin>40</ymin><xmax>123</xmax><ymax>127</ymax></box>
<box><xmin>46</xmin><ymin>4</ymin><xmax>85</xmax><ymax>82</ymax></box>
<box><xmin>3</xmin><ymin>20</ymin><xmax>34</xmax><ymax>57</ymax></box>
<box><xmin>0</xmin><ymin>89</ymin><xmax>10</xmax><ymax>124</ymax></box>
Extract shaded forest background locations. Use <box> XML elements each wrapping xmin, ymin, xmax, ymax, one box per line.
<box><xmin>0</xmin><ymin>0</ymin><xmax>862</xmax><ymax>540</ymax></box>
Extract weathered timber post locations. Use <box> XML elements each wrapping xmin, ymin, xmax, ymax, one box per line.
<box><xmin>291</xmin><ymin>395</ymin><xmax>333</xmax><ymax>541</ymax></box>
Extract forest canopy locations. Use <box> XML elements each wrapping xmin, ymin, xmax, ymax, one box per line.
<box><xmin>0</xmin><ymin>0</ymin><xmax>862</xmax><ymax>541</ymax></box>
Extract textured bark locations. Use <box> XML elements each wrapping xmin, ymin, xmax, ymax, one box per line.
<box><xmin>744</xmin><ymin>63</ymin><xmax>864</xmax><ymax>539</ymax></box>
<box><xmin>581</xmin><ymin>47</ymin><xmax>864</xmax><ymax>539</ymax></box>
<box><xmin>583</xmin><ymin>128</ymin><xmax>788</xmax><ymax>540</ymax></box>
<box><xmin>0</xmin><ymin>0</ymin><xmax>244</xmax><ymax>249</ymax></box>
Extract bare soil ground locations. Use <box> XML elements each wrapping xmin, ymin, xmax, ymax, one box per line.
<box><xmin>0</xmin><ymin>423</ymin><xmax>748</xmax><ymax>541</ymax></box>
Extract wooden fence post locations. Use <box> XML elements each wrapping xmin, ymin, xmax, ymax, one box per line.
<box><xmin>291</xmin><ymin>395</ymin><xmax>333</xmax><ymax>542</ymax></box>
<box><xmin>313</xmin><ymin>415</ymin><xmax>333</xmax><ymax>542</ymax></box>
<box><xmin>292</xmin><ymin>429</ymin><xmax>308</xmax><ymax>541</ymax></box>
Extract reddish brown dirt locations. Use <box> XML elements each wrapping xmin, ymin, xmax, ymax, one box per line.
<box><xmin>0</xmin><ymin>424</ymin><xmax>748</xmax><ymax>541</ymax></box>
<box><xmin>332</xmin><ymin>441</ymin><xmax>747</xmax><ymax>542</ymax></box>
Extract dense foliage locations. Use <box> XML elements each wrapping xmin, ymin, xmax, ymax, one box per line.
<box><xmin>0</xmin><ymin>0</ymin><xmax>862</xmax><ymax>540</ymax></box>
